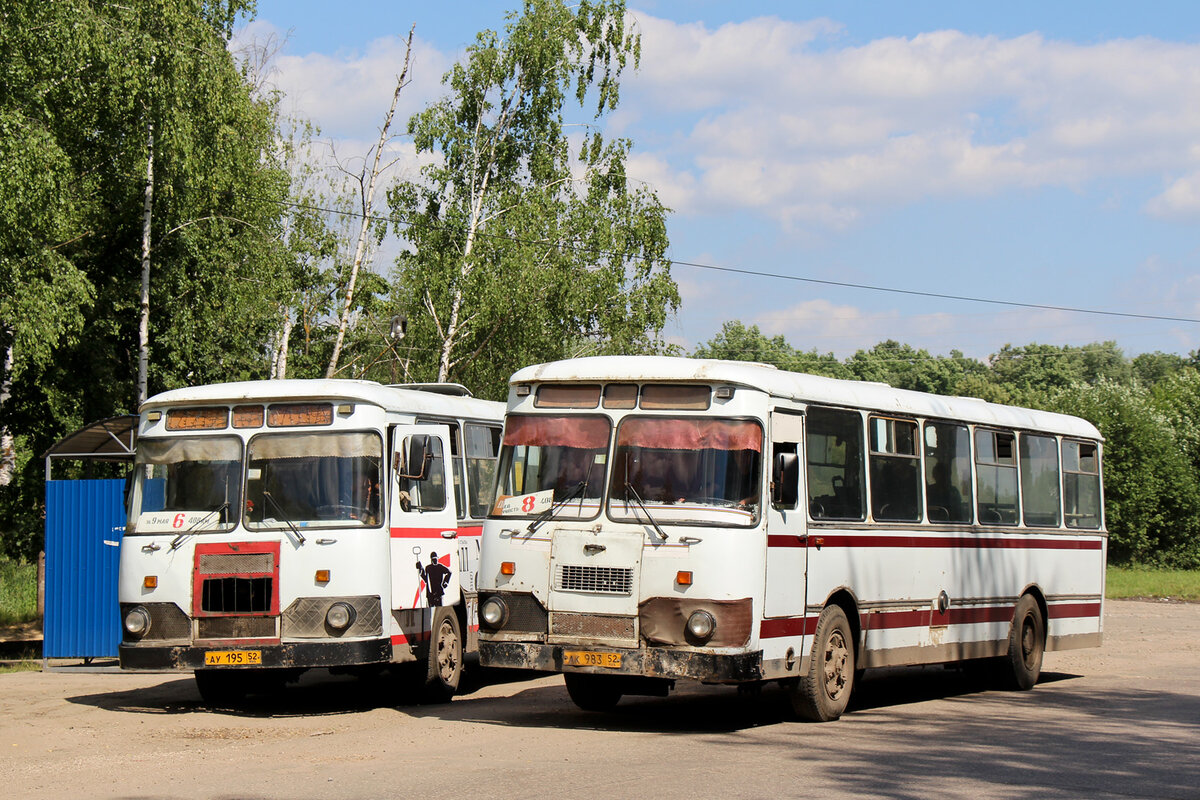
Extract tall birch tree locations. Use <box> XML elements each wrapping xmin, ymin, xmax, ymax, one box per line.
<box><xmin>385</xmin><ymin>0</ymin><xmax>678</xmax><ymax>398</ymax></box>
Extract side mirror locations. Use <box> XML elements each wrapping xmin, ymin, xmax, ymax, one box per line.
<box><xmin>772</xmin><ymin>452</ymin><xmax>799</xmax><ymax>507</ymax></box>
<box><xmin>397</xmin><ymin>435</ymin><xmax>432</xmax><ymax>480</ymax></box>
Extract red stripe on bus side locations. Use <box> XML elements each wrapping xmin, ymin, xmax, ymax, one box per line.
<box><xmin>390</xmin><ymin>525</ymin><xmax>483</xmax><ymax>539</ymax></box>
<box><xmin>766</xmin><ymin>533</ymin><xmax>1102</xmax><ymax>550</ymax></box>
<box><xmin>759</xmin><ymin>602</ymin><xmax>1100</xmax><ymax>640</ymax></box>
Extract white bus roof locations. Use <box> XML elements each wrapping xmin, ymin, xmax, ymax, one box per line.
<box><xmin>142</xmin><ymin>379</ymin><xmax>504</xmax><ymax>421</ymax></box>
<box><xmin>510</xmin><ymin>356</ymin><xmax>1102</xmax><ymax>440</ymax></box>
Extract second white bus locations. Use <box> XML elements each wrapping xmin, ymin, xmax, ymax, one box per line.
<box><xmin>477</xmin><ymin>357</ymin><xmax>1106</xmax><ymax>720</ymax></box>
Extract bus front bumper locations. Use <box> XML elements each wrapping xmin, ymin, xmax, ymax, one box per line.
<box><xmin>119</xmin><ymin>638</ymin><xmax>392</xmax><ymax>671</ymax></box>
<box><xmin>479</xmin><ymin>640</ymin><xmax>763</xmax><ymax>683</ymax></box>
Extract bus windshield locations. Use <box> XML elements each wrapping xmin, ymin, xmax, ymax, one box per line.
<box><xmin>128</xmin><ymin>436</ymin><xmax>242</xmax><ymax>534</ymax></box>
<box><xmin>244</xmin><ymin>431</ymin><xmax>383</xmax><ymax>529</ymax></box>
<box><xmin>490</xmin><ymin>415</ymin><xmax>610</xmax><ymax>520</ymax></box>
<box><xmin>609</xmin><ymin>416</ymin><xmax>763</xmax><ymax>526</ymax></box>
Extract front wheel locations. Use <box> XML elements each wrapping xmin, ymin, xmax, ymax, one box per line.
<box><xmin>564</xmin><ymin>673</ymin><xmax>623</xmax><ymax>712</ymax></box>
<box><xmin>789</xmin><ymin>605</ymin><xmax>855</xmax><ymax>722</ymax></box>
<box><xmin>1000</xmin><ymin>595</ymin><xmax>1044</xmax><ymax>691</ymax></box>
<box><xmin>418</xmin><ymin>607</ymin><xmax>463</xmax><ymax>704</ymax></box>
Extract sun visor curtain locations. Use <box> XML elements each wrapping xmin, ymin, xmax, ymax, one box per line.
<box><xmin>249</xmin><ymin>432</ymin><xmax>381</xmax><ymax>460</ymax></box>
<box><xmin>503</xmin><ymin>415</ymin><xmax>611</xmax><ymax>449</ymax></box>
<box><xmin>137</xmin><ymin>436</ymin><xmax>242</xmax><ymax>464</ymax></box>
<box><xmin>618</xmin><ymin>418</ymin><xmax>762</xmax><ymax>452</ymax></box>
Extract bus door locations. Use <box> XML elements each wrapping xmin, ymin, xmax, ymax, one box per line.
<box><xmin>764</xmin><ymin>410</ymin><xmax>807</xmax><ymax>619</ymax></box>
<box><xmin>389</xmin><ymin>425</ymin><xmax>461</xmax><ymax>622</ymax></box>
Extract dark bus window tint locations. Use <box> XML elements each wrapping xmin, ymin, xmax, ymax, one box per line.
<box><xmin>535</xmin><ymin>384</ymin><xmax>601</xmax><ymax>408</ymax></box>
<box><xmin>1021</xmin><ymin>434</ymin><xmax>1061</xmax><ymax>527</ymax></box>
<box><xmin>976</xmin><ymin>429</ymin><xmax>1018</xmax><ymax>525</ymax></box>
<box><xmin>869</xmin><ymin>417</ymin><xmax>921</xmax><ymax>522</ymax></box>
<box><xmin>602</xmin><ymin>384</ymin><xmax>638</xmax><ymax>409</ymax></box>
<box><xmin>1063</xmin><ymin>440</ymin><xmax>1102</xmax><ymax>529</ymax></box>
<box><xmin>806</xmin><ymin>407</ymin><xmax>865</xmax><ymax>520</ymax></box>
<box><xmin>923</xmin><ymin>422</ymin><xmax>973</xmax><ymax>523</ymax></box>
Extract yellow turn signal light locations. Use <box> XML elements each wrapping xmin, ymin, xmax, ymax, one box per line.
<box><xmin>143</xmin><ymin>576</ymin><xmax>158</xmax><ymax>589</ymax></box>
<box><xmin>315</xmin><ymin>569</ymin><xmax>331</xmax><ymax>583</ymax></box>
<box><xmin>676</xmin><ymin>571</ymin><xmax>693</xmax><ymax>586</ymax></box>
<box><xmin>500</xmin><ymin>561</ymin><xmax>516</xmax><ymax>576</ymax></box>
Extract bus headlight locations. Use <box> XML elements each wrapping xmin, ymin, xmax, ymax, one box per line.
<box><xmin>480</xmin><ymin>596</ymin><xmax>508</xmax><ymax>629</ymax></box>
<box><xmin>686</xmin><ymin>610</ymin><xmax>716</xmax><ymax>643</ymax></box>
<box><xmin>325</xmin><ymin>602</ymin><xmax>356</xmax><ymax>632</ymax></box>
<box><xmin>124</xmin><ymin>606</ymin><xmax>151</xmax><ymax>638</ymax></box>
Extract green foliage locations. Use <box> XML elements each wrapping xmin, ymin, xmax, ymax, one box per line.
<box><xmin>0</xmin><ymin>557</ymin><xmax>37</xmax><ymax>626</ymax></box>
<box><xmin>0</xmin><ymin>0</ymin><xmax>298</xmax><ymax>559</ymax></box>
<box><xmin>385</xmin><ymin>0</ymin><xmax>678</xmax><ymax>399</ymax></box>
<box><xmin>1106</xmin><ymin>566</ymin><xmax>1200</xmax><ymax>601</ymax></box>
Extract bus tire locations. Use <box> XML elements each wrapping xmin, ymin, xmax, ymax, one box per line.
<box><xmin>195</xmin><ymin>669</ymin><xmax>247</xmax><ymax>706</ymax></box>
<box><xmin>419</xmin><ymin>607</ymin><xmax>463</xmax><ymax>704</ymax></box>
<box><xmin>790</xmin><ymin>605</ymin><xmax>855</xmax><ymax>722</ymax></box>
<box><xmin>564</xmin><ymin>673</ymin><xmax>623</xmax><ymax>712</ymax></box>
<box><xmin>1001</xmin><ymin>594</ymin><xmax>1044</xmax><ymax>691</ymax></box>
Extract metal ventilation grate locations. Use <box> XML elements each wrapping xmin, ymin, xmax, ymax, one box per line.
<box><xmin>555</xmin><ymin>564</ymin><xmax>633</xmax><ymax>595</ymax></box>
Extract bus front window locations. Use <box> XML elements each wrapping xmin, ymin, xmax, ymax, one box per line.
<box><xmin>128</xmin><ymin>436</ymin><xmax>242</xmax><ymax>534</ymax></box>
<box><xmin>244</xmin><ymin>432</ymin><xmax>383</xmax><ymax>529</ymax></box>
<box><xmin>490</xmin><ymin>415</ymin><xmax>610</xmax><ymax>519</ymax></box>
<box><xmin>609</xmin><ymin>417</ymin><xmax>763</xmax><ymax>527</ymax></box>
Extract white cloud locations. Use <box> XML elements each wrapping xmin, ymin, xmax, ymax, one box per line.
<box><xmin>1146</xmin><ymin>171</ymin><xmax>1200</xmax><ymax>219</ymax></box>
<box><xmin>621</xmin><ymin>13</ymin><xmax>1200</xmax><ymax>229</ymax></box>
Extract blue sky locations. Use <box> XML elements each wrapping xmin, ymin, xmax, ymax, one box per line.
<box><xmin>243</xmin><ymin>1</ymin><xmax>1200</xmax><ymax>360</ymax></box>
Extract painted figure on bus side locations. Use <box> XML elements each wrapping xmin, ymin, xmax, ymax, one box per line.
<box><xmin>416</xmin><ymin>552</ymin><xmax>452</xmax><ymax>606</ymax></box>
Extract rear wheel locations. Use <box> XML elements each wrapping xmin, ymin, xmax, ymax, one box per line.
<box><xmin>790</xmin><ymin>605</ymin><xmax>855</xmax><ymax>722</ymax></box>
<box><xmin>1000</xmin><ymin>594</ymin><xmax>1044</xmax><ymax>690</ymax></box>
<box><xmin>418</xmin><ymin>607</ymin><xmax>463</xmax><ymax>704</ymax></box>
<box><xmin>564</xmin><ymin>673</ymin><xmax>623</xmax><ymax>712</ymax></box>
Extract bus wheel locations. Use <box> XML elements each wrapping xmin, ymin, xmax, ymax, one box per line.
<box><xmin>419</xmin><ymin>607</ymin><xmax>463</xmax><ymax>704</ymax></box>
<box><xmin>790</xmin><ymin>605</ymin><xmax>855</xmax><ymax>722</ymax></box>
<box><xmin>1001</xmin><ymin>595</ymin><xmax>1044</xmax><ymax>691</ymax></box>
<box><xmin>194</xmin><ymin>669</ymin><xmax>246</xmax><ymax>706</ymax></box>
<box><xmin>564</xmin><ymin>673</ymin><xmax>622</xmax><ymax>712</ymax></box>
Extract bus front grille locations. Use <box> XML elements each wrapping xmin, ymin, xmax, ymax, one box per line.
<box><xmin>555</xmin><ymin>564</ymin><xmax>634</xmax><ymax>595</ymax></box>
<box><xmin>550</xmin><ymin>612</ymin><xmax>636</xmax><ymax>641</ymax></box>
<box><xmin>197</xmin><ymin>616</ymin><xmax>277</xmax><ymax>640</ymax></box>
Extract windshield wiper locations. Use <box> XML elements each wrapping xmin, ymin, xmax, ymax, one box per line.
<box><xmin>262</xmin><ymin>491</ymin><xmax>307</xmax><ymax>545</ymax></box>
<box><xmin>527</xmin><ymin>481</ymin><xmax>587</xmax><ymax>534</ymax></box>
<box><xmin>169</xmin><ymin>501</ymin><xmax>230</xmax><ymax>550</ymax></box>
<box><xmin>624</xmin><ymin>480</ymin><xmax>669</xmax><ymax>542</ymax></box>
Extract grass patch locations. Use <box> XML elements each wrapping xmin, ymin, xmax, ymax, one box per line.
<box><xmin>0</xmin><ymin>559</ymin><xmax>38</xmax><ymax>627</ymax></box>
<box><xmin>1107</xmin><ymin>566</ymin><xmax>1200</xmax><ymax>602</ymax></box>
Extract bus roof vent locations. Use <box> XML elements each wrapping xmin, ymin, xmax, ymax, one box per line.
<box><xmin>387</xmin><ymin>383</ymin><xmax>474</xmax><ymax>397</ymax></box>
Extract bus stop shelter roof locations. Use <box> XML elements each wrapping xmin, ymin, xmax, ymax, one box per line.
<box><xmin>43</xmin><ymin>415</ymin><xmax>137</xmax><ymax>475</ymax></box>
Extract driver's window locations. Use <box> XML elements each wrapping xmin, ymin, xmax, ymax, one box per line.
<box><xmin>401</xmin><ymin>435</ymin><xmax>447</xmax><ymax>512</ymax></box>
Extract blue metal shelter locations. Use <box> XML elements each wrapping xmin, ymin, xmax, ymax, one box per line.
<box><xmin>41</xmin><ymin>416</ymin><xmax>136</xmax><ymax>660</ymax></box>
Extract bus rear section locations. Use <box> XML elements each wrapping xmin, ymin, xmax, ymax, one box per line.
<box><xmin>477</xmin><ymin>357</ymin><xmax>1106</xmax><ymax>720</ymax></box>
<box><xmin>117</xmin><ymin>380</ymin><xmax>502</xmax><ymax>704</ymax></box>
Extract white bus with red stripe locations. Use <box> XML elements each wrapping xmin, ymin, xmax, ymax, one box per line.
<box><xmin>118</xmin><ymin>379</ymin><xmax>503</xmax><ymax>704</ymax></box>
<box><xmin>477</xmin><ymin>357</ymin><xmax>1105</xmax><ymax>720</ymax></box>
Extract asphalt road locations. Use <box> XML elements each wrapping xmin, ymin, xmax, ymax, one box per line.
<box><xmin>1</xmin><ymin>599</ymin><xmax>1197</xmax><ymax>800</ymax></box>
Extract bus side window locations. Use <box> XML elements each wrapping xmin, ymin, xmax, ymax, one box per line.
<box><xmin>869</xmin><ymin>417</ymin><xmax>921</xmax><ymax>522</ymax></box>
<box><xmin>402</xmin><ymin>435</ymin><xmax>447</xmax><ymax>512</ymax></box>
<box><xmin>1020</xmin><ymin>433</ymin><xmax>1061</xmax><ymax>527</ymax></box>
<box><xmin>1062</xmin><ymin>440</ymin><xmax>1101</xmax><ymax>529</ymax></box>
<box><xmin>975</xmin><ymin>429</ymin><xmax>1018</xmax><ymax>525</ymax></box>
<box><xmin>465</xmin><ymin>424</ymin><xmax>502</xmax><ymax>518</ymax></box>
<box><xmin>923</xmin><ymin>421</ymin><xmax>973</xmax><ymax>523</ymax></box>
<box><xmin>806</xmin><ymin>407</ymin><xmax>865</xmax><ymax>520</ymax></box>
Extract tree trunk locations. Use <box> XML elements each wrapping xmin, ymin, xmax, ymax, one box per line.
<box><xmin>272</xmin><ymin>313</ymin><xmax>293</xmax><ymax>379</ymax></box>
<box><xmin>0</xmin><ymin>331</ymin><xmax>14</xmax><ymax>487</ymax></box>
<box><xmin>137</xmin><ymin>123</ymin><xmax>154</xmax><ymax>405</ymax></box>
<box><xmin>326</xmin><ymin>28</ymin><xmax>413</xmax><ymax>379</ymax></box>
